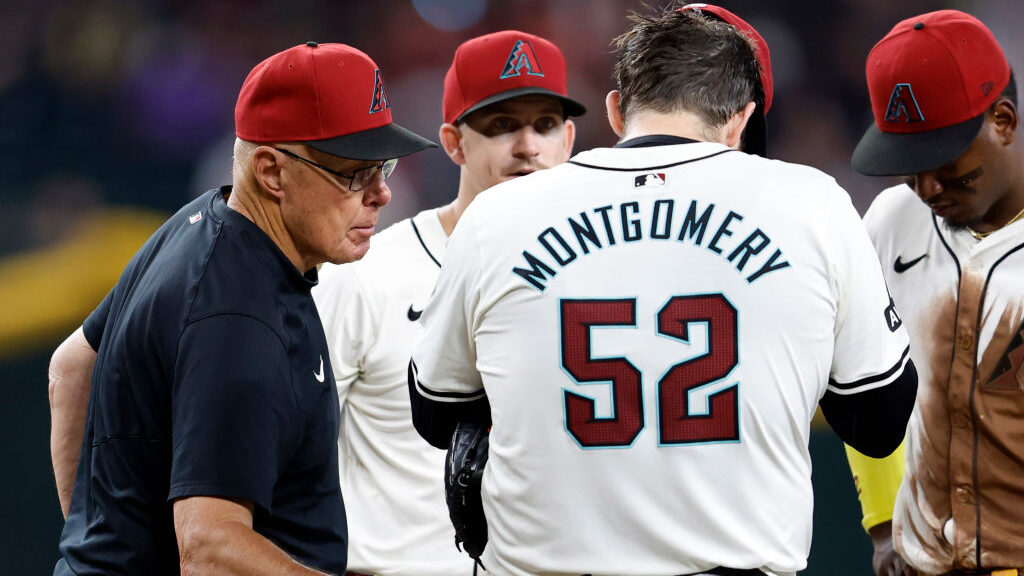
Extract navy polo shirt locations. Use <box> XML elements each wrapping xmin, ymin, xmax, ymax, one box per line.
<box><xmin>56</xmin><ymin>187</ymin><xmax>346</xmax><ymax>575</ymax></box>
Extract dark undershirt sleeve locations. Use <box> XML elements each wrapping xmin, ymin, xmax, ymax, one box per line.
<box><xmin>169</xmin><ymin>314</ymin><xmax>300</xmax><ymax>512</ymax></box>
<box><xmin>408</xmin><ymin>360</ymin><xmax>491</xmax><ymax>449</ymax></box>
<box><xmin>82</xmin><ymin>289</ymin><xmax>114</xmax><ymax>351</ymax></box>
<box><xmin>819</xmin><ymin>359</ymin><xmax>918</xmax><ymax>458</ymax></box>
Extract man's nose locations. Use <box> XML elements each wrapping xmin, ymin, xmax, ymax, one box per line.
<box><xmin>912</xmin><ymin>172</ymin><xmax>942</xmax><ymax>203</ymax></box>
<box><xmin>511</xmin><ymin>127</ymin><xmax>542</xmax><ymax>158</ymax></box>
<box><xmin>364</xmin><ymin>178</ymin><xmax>392</xmax><ymax>208</ymax></box>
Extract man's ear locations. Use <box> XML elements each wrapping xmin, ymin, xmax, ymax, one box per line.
<box><xmin>605</xmin><ymin>90</ymin><xmax>624</xmax><ymax>137</ymax></box>
<box><xmin>439</xmin><ymin>123</ymin><xmax>466</xmax><ymax>166</ymax></box>
<box><xmin>561</xmin><ymin>118</ymin><xmax>577</xmax><ymax>161</ymax></box>
<box><xmin>252</xmin><ymin>146</ymin><xmax>286</xmax><ymax>200</ymax></box>
<box><xmin>725</xmin><ymin>102</ymin><xmax>757</xmax><ymax>150</ymax></box>
<box><xmin>992</xmin><ymin>99</ymin><xmax>1018</xmax><ymax>146</ymax></box>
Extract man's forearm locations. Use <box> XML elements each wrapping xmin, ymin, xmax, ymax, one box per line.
<box><xmin>178</xmin><ymin>518</ymin><xmax>332</xmax><ymax>576</ymax></box>
<box><xmin>175</xmin><ymin>497</ymin><xmax>335</xmax><ymax>576</ymax></box>
<box><xmin>845</xmin><ymin>441</ymin><xmax>905</xmax><ymax>532</ymax></box>
<box><xmin>48</xmin><ymin>327</ymin><xmax>96</xmax><ymax>517</ymax></box>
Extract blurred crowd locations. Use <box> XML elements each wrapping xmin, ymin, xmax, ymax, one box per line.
<box><xmin>0</xmin><ymin>0</ymin><xmax>1020</xmax><ymax>297</ymax></box>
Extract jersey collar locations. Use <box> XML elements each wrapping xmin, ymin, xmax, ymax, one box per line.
<box><xmin>614</xmin><ymin>134</ymin><xmax>702</xmax><ymax>148</ymax></box>
<box><xmin>569</xmin><ymin>139</ymin><xmax>732</xmax><ymax>171</ymax></box>
<box><xmin>211</xmin><ymin>186</ymin><xmax>319</xmax><ymax>292</ymax></box>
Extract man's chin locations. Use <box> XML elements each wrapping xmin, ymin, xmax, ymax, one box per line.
<box><xmin>939</xmin><ymin>215</ymin><xmax>975</xmax><ymax>233</ymax></box>
<box><xmin>327</xmin><ymin>243</ymin><xmax>370</xmax><ymax>266</ymax></box>
<box><xmin>944</xmin><ymin>221</ymin><xmax>968</xmax><ymax>233</ymax></box>
<box><xmin>931</xmin><ymin>206</ymin><xmax>973</xmax><ymax>230</ymax></box>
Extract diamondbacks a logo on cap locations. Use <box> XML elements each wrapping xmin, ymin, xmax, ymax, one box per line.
<box><xmin>500</xmin><ymin>40</ymin><xmax>545</xmax><ymax>79</ymax></box>
<box><xmin>884</xmin><ymin>83</ymin><xmax>925</xmax><ymax>124</ymax></box>
<box><xmin>369</xmin><ymin>69</ymin><xmax>390</xmax><ymax>114</ymax></box>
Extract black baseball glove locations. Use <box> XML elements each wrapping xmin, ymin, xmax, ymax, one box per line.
<box><xmin>445</xmin><ymin>420</ymin><xmax>490</xmax><ymax>559</ymax></box>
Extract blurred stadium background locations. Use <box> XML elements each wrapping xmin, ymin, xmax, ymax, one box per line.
<box><xmin>1</xmin><ymin>0</ymin><xmax>1019</xmax><ymax>573</ymax></box>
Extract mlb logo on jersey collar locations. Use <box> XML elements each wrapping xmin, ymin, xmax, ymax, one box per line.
<box><xmin>634</xmin><ymin>173</ymin><xmax>666</xmax><ymax>187</ymax></box>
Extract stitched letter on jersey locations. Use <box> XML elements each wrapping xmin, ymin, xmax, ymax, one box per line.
<box><xmin>512</xmin><ymin>199</ymin><xmax>790</xmax><ymax>290</ymax></box>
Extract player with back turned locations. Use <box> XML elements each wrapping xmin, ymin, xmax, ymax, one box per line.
<box><xmin>408</xmin><ymin>6</ymin><xmax>917</xmax><ymax>576</ymax></box>
<box><xmin>845</xmin><ymin>10</ymin><xmax>1024</xmax><ymax>576</ymax></box>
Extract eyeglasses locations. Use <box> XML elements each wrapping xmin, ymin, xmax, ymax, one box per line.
<box><xmin>275</xmin><ymin>147</ymin><xmax>397</xmax><ymax>192</ymax></box>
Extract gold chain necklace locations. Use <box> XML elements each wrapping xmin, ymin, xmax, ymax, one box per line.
<box><xmin>967</xmin><ymin>205</ymin><xmax>1024</xmax><ymax>240</ymax></box>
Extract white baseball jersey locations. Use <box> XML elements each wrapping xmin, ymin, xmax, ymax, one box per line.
<box><xmin>864</xmin><ymin>185</ymin><xmax>1024</xmax><ymax>574</ymax></box>
<box><xmin>410</xmin><ymin>140</ymin><xmax>911</xmax><ymax>576</ymax></box>
<box><xmin>314</xmin><ymin>209</ymin><xmax>474</xmax><ymax>576</ymax></box>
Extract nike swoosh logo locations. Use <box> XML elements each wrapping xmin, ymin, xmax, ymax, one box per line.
<box><xmin>313</xmin><ymin>355</ymin><xmax>325</xmax><ymax>383</ymax></box>
<box><xmin>407</xmin><ymin>305</ymin><xmax>423</xmax><ymax>322</ymax></box>
<box><xmin>893</xmin><ymin>254</ymin><xmax>928</xmax><ymax>273</ymax></box>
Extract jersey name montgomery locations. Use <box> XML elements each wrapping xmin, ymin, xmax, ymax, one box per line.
<box><xmin>513</xmin><ymin>197</ymin><xmax>791</xmax><ymax>290</ymax></box>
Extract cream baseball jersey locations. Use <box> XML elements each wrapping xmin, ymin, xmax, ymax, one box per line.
<box><xmin>410</xmin><ymin>139</ymin><xmax>913</xmax><ymax>576</ymax></box>
<box><xmin>864</xmin><ymin>185</ymin><xmax>1024</xmax><ymax>574</ymax></box>
<box><xmin>314</xmin><ymin>209</ymin><xmax>474</xmax><ymax>576</ymax></box>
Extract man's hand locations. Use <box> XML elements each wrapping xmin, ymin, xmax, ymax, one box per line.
<box><xmin>870</xmin><ymin>521</ymin><xmax>916</xmax><ymax>576</ymax></box>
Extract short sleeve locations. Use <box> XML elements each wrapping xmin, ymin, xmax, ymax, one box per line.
<box><xmin>82</xmin><ymin>289</ymin><xmax>114</xmax><ymax>350</ymax></box>
<box><xmin>410</xmin><ymin>211</ymin><xmax>484</xmax><ymax>400</ymax></box>
<box><xmin>862</xmin><ymin>191</ymin><xmax>886</xmax><ymax>245</ymax></box>
<box><xmin>313</xmin><ymin>264</ymin><xmax>375</xmax><ymax>408</ymax></box>
<box><xmin>828</xmin><ymin>195</ymin><xmax>911</xmax><ymax>393</ymax></box>
<box><xmin>168</xmin><ymin>314</ymin><xmax>300</xmax><ymax>512</ymax></box>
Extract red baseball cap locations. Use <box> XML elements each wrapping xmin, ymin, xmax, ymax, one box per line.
<box><xmin>679</xmin><ymin>4</ymin><xmax>774</xmax><ymax>156</ymax></box>
<box><xmin>852</xmin><ymin>10</ymin><xmax>1010</xmax><ymax>176</ymax></box>
<box><xmin>442</xmin><ymin>30</ymin><xmax>586</xmax><ymax>125</ymax></box>
<box><xmin>236</xmin><ymin>41</ymin><xmax>436</xmax><ymax>160</ymax></box>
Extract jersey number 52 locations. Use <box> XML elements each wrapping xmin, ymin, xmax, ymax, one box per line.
<box><xmin>560</xmin><ymin>296</ymin><xmax>739</xmax><ymax>448</ymax></box>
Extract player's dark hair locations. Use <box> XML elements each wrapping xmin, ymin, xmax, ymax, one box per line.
<box><xmin>611</xmin><ymin>4</ymin><xmax>762</xmax><ymax>134</ymax></box>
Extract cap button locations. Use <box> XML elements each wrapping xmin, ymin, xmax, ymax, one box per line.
<box><xmin>306</xmin><ymin>41</ymin><xmax>319</xmax><ymax>48</ymax></box>
<box><xmin>913</xmin><ymin>22</ymin><xmax>924</xmax><ymax>30</ymax></box>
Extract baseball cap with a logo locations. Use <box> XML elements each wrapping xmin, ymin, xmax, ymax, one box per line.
<box><xmin>236</xmin><ymin>41</ymin><xmax>436</xmax><ymax>160</ymax></box>
<box><xmin>442</xmin><ymin>30</ymin><xmax>586</xmax><ymax>125</ymax></box>
<box><xmin>852</xmin><ymin>10</ymin><xmax>1010</xmax><ymax>176</ymax></box>
<box><xmin>679</xmin><ymin>4</ymin><xmax>774</xmax><ymax>157</ymax></box>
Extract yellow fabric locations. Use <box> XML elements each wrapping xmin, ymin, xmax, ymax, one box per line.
<box><xmin>845</xmin><ymin>440</ymin><xmax>905</xmax><ymax>532</ymax></box>
<box><xmin>0</xmin><ymin>207</ymin><xmax>166</xmax><ymax>360</ymax></box>
<box><xmin>811</xmin><ymin>406</ymin><xmax>827</xmax><ymax>429</ymax></box>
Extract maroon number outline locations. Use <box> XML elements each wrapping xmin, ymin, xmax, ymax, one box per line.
<box><xmin>560</xmin><ymin>299</ymin><xmax>644</xmax><ymax>448</ymax></box>
<box><xmin>561</xmin><ymin>295</ymin><xmax>739</xmax><ymax>448</ymax></box>
<box><xmin>656</xmin><ymin>295</ymin><xmax>739</xmax><ymax>445</ymax></box>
